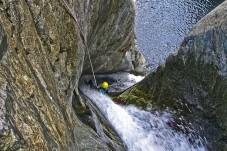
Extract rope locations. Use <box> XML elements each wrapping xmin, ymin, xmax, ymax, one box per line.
<box><xmin>87</xmin><ymin>49</ymin><xmax>97</xmax><ymax>87</ymax></box>
<box><xmin>62</xmin><ymin>0</ymin><xmax>98</xmax><ymax>87</ymax></box>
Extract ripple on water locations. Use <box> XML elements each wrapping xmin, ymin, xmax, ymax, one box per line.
<box><xmin>135</xmin><ymin>0</ymin><xmax>224</xmax><ymax>72</ymax></box>
<box><xmin>80</xmin><ymin>85</ymin><xmax>207</xmax><ymax>151</ymax></box>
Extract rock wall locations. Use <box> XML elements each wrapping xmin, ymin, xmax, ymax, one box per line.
<box><xmin>72</xmin><ymin>0</ymin><xmax>146</xmax><ymax>74</ymax></box>
<box><xmin>119</xmin><ymin>1</ymin><xmax>227</xmax><ymax>150</ymax></box>
<box><xmin>0</xmin><ymin>0</ymin><xmax>137</xmax><ymax>150</ymax></box>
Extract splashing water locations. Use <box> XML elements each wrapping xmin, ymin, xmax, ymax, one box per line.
<box><xmin>81</xmin><ymin>72</ymin><xmax>144</xmax><ymax>93</ymax></box>
<box><xmin>80</xmin><ymin>86</ymin><xmax>207</xmax><ymax>151</ymax></box>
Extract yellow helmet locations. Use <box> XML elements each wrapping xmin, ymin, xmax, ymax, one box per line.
<box><xmin>102</xmin><ymin>81</ymin><xmax>109</xmax><ymax>89</ymax></box>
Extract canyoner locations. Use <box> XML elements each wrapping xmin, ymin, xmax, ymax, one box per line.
<box><xmin>84</xmin><ymin>80</ymin><xmax>110</xmax><ymax>94</ymax></box>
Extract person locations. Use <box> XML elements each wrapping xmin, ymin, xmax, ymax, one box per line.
<box><xmin>97</xmin><ymin>81</ymin><xmax>109</xmax><ymax>94</ymax></box>
<box><xmin>84</xmin><ymin>80</ymin><xmax>109</xmax><ymax>94</ymax></box>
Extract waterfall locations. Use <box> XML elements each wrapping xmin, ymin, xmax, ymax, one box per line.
<box><xmin>80</xmin><ymin>85</ymin><xmax>207</xmax><ymax>151</ymax></box>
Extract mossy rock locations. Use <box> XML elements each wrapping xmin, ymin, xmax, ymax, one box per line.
<box><xmin>118</xmin><ymin>1</ymin><xmax>227</xmax><ymax>150</ymax></box>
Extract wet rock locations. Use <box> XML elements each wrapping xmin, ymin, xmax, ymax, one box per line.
<box><xmin>119</xmin><ymin>1</ymin><xmax>227</xmax><ymax>150</ymax></box>
<box><xmin>0</xmin><ymin>0</ymin><xmax>131</xmax><ymax>150</ymax></box>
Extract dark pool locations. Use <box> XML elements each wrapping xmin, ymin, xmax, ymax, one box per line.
<box><xmin>135</xmin><ymin>0</ymin><xmax>225</xmax><ymax>72</ymax></box>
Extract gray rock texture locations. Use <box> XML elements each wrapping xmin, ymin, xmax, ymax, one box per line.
<box><xmin>0</xmin><ymin>0</ymin><xmax>137</xmax><ymax>150</ymax></box>
<box><xmin>117</xmin><ymin>45</ymin><xmax>147</xmax><ymax>75</ymax></box>
<box><xmin>72</xmin><ymin>0</ymin><xmax>145</xmax><ymax>74</ymax></box>
<box><xmin>118</xmin><ymin>1</ymin><xmax>227</xmax><ymax>150</ymax></box>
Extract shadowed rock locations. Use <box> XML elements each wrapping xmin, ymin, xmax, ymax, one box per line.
<box><xmin>74</xmin><ymin>0</ymin><xmax>146</xmax><ymax>75</ymax></box>
<box><xmin>0</xmin><ymin>24</ymin><xmax>7</xmax><ymax>61</ymax></box>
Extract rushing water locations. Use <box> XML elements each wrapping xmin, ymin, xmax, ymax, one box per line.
<box><xmin>80</xmin><ymin>73</ymin><xmax>207</xmax><ymax>151</ymax></box>
<box><xmin>79</xmin><ymin>1</ymin><xmax>225</xmax><ymax>150</ymax></box>
<box><xmin>80</xmin><ymin>85</ymin><xmax>207</xmax><ymax>151</ymax></box>
<box><xmin>135</xmin><ymin>0</ymin><xmax>224</xmax><ymax>72</ymax></box>
<box><xmin>82</xmin><ymin>72</ymin><xmax>144</xmax><ymax>93</ymax></box>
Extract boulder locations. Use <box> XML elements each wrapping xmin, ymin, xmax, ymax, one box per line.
<box><xmin>118</xmin><ymin>1</ymin><xmax>227</xmax><ymax>150</ymax></box>
<box><xmin>117</xmin><ymin>45</ymin><xmax>147</xmax><ymax>75</ymax></box>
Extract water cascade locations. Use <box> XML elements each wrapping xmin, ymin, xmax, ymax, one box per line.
<box><xmin>80</xmin><ymin>74</ymin><xmax>207</xmax><ymax>151</ymax></box>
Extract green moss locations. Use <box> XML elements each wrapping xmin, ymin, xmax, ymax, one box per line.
<box><xmin>118</xmin><ymin>87</ymin><xmax>152</xmax><ymax>108</ymax></box>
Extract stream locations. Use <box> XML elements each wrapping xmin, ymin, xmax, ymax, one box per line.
<box><xmin>79</xmin><ymin>0</ymin><xmax>225</xmax><ymax>150</ymax></box>
<box><xmin>135</xmin><ymin>0</ymin><xmax>224</xmax><ymax>72</ymax></box>
<box><xmin>79</xmin><ymin>73</ymin><xmax>207</xmax><ymax>151</ymax></box>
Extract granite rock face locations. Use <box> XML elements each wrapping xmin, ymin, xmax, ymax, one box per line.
<box><xmin>73</xmin><ymin>0</ymin><xmax>145</xmax><ymax>74</ymax></box>
<box><xmin>117</xmin><ymin>46</ymin><xmax>146</xmax><ymax>75</ymax></box>
<box><xmin>119</xmin><ymin>1</ymin><xmax>227</xmax><ymax>150</ymax></box>
<box><xmin>0</xmin><ymin>0</ymin><xmax>137</xmax><ymax>150</ymax></box>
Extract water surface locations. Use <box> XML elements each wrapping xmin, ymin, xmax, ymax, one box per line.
<box><xmin>135</xmin><ymin>0</ymin><xmax>224</xmax><ymax>72</ymax></box>
<box><xmin>80</xmin><ymin>84</ymin><xmax>207</xmax><ymax>151</ymax></box>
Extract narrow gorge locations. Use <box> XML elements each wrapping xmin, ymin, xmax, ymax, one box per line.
<box><xmin>0</xmin><ymin>0</ymin><xmax>226</xmax><ymax>151</ymax></box>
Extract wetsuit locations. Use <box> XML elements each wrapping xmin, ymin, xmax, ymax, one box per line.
<box><xmin>85</xmin><ymin>80</ymin><xmax>108</xmax><ymax>94</ymax></box>
<box><xmin>98</xmin><ymin>87</ymin><xmax>108</xmax><ymax>94</ymax></box>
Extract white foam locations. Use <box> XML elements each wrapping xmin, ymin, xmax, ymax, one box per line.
<box><xmin>80</xmin><ymin>72</ymin><xmax>144</xmax><ymax>92</ymax></box>
<box><xmin>127</xmin><ymin>73</ymin><xmax>144</xmax><ymax>82</ymax></box>
<box><xmin>80</xmin><ymin>86</ymin><xmax>207</xmax><ymax>151</ymax></box>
